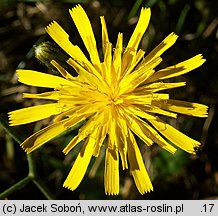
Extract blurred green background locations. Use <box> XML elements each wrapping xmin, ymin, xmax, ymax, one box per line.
<box><xmin>0</xmin><ymin>0</ymin><xmax>217</xmax><ymax>199</ymax></box>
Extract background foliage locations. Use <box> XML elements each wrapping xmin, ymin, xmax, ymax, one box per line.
<box><xmin>0</xmin><ymin>0</ymin><xmax>217</xmax><ymax>199</ymax></box>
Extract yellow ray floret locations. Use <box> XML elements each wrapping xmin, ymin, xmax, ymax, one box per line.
<box><xmin>45</xmin><ymin>21</ymin><xmax>88</xmax><ymax>64</ymax></box>
<box><xmin>23</xmin><ymin>91</ymin><xmax>60</xmax><ymax>100</ymax></box>
<box><xmin>69</xmin><ymin>5</ymin><xmax>100</xmax><ymax>65</ymax></box>
<box><xmin>100</xmin><ymin>16</ymin><xmax>110</xmax><ymax>54</ymax></box>
<box><xmin>112</xmin><ymin>32</ymin><xmax>123</xmax><ymax>83</ymax></box>
<box><xmin>104</xmin><ymin>148</ymin><xmax>119</xmax><ymax>195</ymax></box>
<box><xmin>127</xmin><ymin>130</ymin><xmax>153</xmax><ymax>194</ymax></box>
<box><xmin>152</xmin><ymin>99</ymin><xmax>208</xmax><ymax>117</ymax></box>
<box><xmin>125</xmin><ymin>114</ymin><xmax>154</xmax><ymax>147</ymax></box>
<box><xmin>20</xmin><ymin>119</ymin><xmax>70</xmax><ymax>153</ymax></box>
<box><xmin>17</xmin><ymin>70</ymin><xmax>76</xmax><ymax>88</ymax></box>
<box><xmin>63</xmin><ymin>135</ymin><xmax>96</xmax><ymax>191</ymax></box>
<box><xmin>142</xmin><ymin>32</ymin><xmax>178</xmax><ymax>65</ymax></box>
<box><xmin>51</xmin><ymin>60</ymin><xmax>75</xmax><ymax>81</ymax></box>
<box><xmin>121</xmin><ymin>8</ymin><xmax>151</xmax><ymax>75</ymax></box>
<box><xmin>147</xmin><ymin>54</ymin><xmax>206</xmax><ymax>83</ymax></box>
<box><xmin>63</xmin><ymin>112</ymin><xmax>104</xmax><ymax>154</ymax></box>
<box><xmin>149</xmin><ymin>117</ymin><xmax>201</xmax><ymax>154</ymax></box>
<box><xmin>136</xmin><ymin>82</ymin><xmax>186</xmax><ymax>93</ymax></box>
<box><xmin>9</xmin><ymin>103</ymin><xmax>61</xmax><ymax>126</ymax></box>
<box><xmin>126</xmin><ymin>7</ymin><xmax>151</xmax><ymax>51</ymax></box>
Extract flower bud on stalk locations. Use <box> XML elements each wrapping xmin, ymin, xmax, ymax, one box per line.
<box><xmin>34</xmin><ymin>42</ymin><xmax>76</xmax><ymax>76</ymax></box>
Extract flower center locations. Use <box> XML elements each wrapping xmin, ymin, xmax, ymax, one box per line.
<box><xmin>108</xmin><ymin>95</ymin><xmax>124</xmax><ymax>105</ymax></box>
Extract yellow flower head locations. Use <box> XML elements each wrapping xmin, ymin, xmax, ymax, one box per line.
<box><xmin>9</xmin><ymin>5</ymin><xmax>208</xmax><ymax>195</ymax></box>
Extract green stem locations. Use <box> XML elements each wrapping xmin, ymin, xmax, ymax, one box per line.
<box><xmin>27</xmin><ymin>154</ymin><xmax>54</xmax><ymax>199</ymax></box>
<box><xmin>0</xmin><ymin>116</ymin><xmax>54</xmax><ymax>199</ymax></box>
<box><xmin>128</xmin><ymin>0</ymin><xmax>144</xmax><ymax>20</ymax></box>
<box><xmin>0</xmin><ymin>176</ymin><xmax>32</xmax><ymax>199</ymax></box>
<box><xmin>32</xmin><ymin>179</ymin><xmax>55</xmax><ymax>200</ymax></box>
<box><xmin>27</xmin><ymin>154</ymin><xmax>36</xmax><ymax>178</ymax></box>
<box><xmin>175</xmin><ymin>4</ymin><xmax>191</xmax><ymax>34</ymax></box>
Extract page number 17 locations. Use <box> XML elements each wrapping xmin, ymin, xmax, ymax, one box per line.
<box><xmin>202</xmin><ymin>204</ymin><xmax>214</xmax><ymax>213</ymax></box>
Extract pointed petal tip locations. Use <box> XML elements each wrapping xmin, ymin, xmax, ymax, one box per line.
<box><xmin>62</xmin><ymin>149</ymin><xmax>68</xmax><ymax>155</ymax></box>
<box><xmin>169</xmin><ymin>32</ymin><xmax>179</xmax><ymax>41</ymax></box>
<box><xmin>8</xmin><ymin>121</ymin><xmax>15</xmax><ymax>127</ymax></box>
<box><xmin>141</xmin><ymin>6</ymin><xmax>151</xmax><ymax>14</ymax></box>
<box><xmin>63</xmin><ymin>179</ymin><xmax>79</xmax><ymax>192</ymax></box>
<box><xmin>172</xmin><ymin>32</ymin><xmax>178</xmax><ymax>36</ymax></box>
<box><xmin>198</xmin><ymin>53</ymin><xmax>205</xmax><ymax>59</ymax></box>
<box><xmin>20</xmin><ymin>143</ymin><xmax>31</xmax><ymax>154</ymax></box>
<box><xmin>105</xmin><ymin>190</ymin><xmax>119</xmax><ymax>196</ymax></box>
<box><xmin>62</xmin><ymin>147</ymin><xmax>70</xmax><ymax>155</ymax></box>
<box><xmin>63</xmin><ymin>183</ymin><xmax>74</xmax><ymax>191</ymax></box>
<box><xmin>69</xmin><ymin>3</ymin><xmax>82</xmax><ymax>13</ymax></box>
<box><xmin>63</xmin><ymin>179</ymin><xmax>72</xmax><ymax>189</ymax></box>
<box><xmin>139</xmin><ymin>185</ymin><xmax>154</xmax><ymax>195</ymax></box>
<box><xmin>198</xmin><ymin>54</ymin><xmax>206</xmax><ymax>64</ymax></box>
<box><xmin>45</xmin><ymin>21</ymin><xmax>56</xmax><ymax>31</ymax></box>
<box><xmin>16</xmin><ymin>69</ymin><xmax>23</xmax><ymax>79</ymax></box>
<box><xmin>8</xmin><ymin>115</ymin><xmax>20</xmax><ymax>126</ymax></box>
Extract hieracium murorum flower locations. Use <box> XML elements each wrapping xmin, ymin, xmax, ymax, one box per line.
<box><xmin>9</xmin><ymin>5</ymin><xmax>208</xmax><ymax>195</ymax></box>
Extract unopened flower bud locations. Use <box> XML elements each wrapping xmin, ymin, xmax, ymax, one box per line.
<box><xmin>34</xmin><ymin>42</ymin><xmax>76</xmax><ymax>75</ymax></box>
